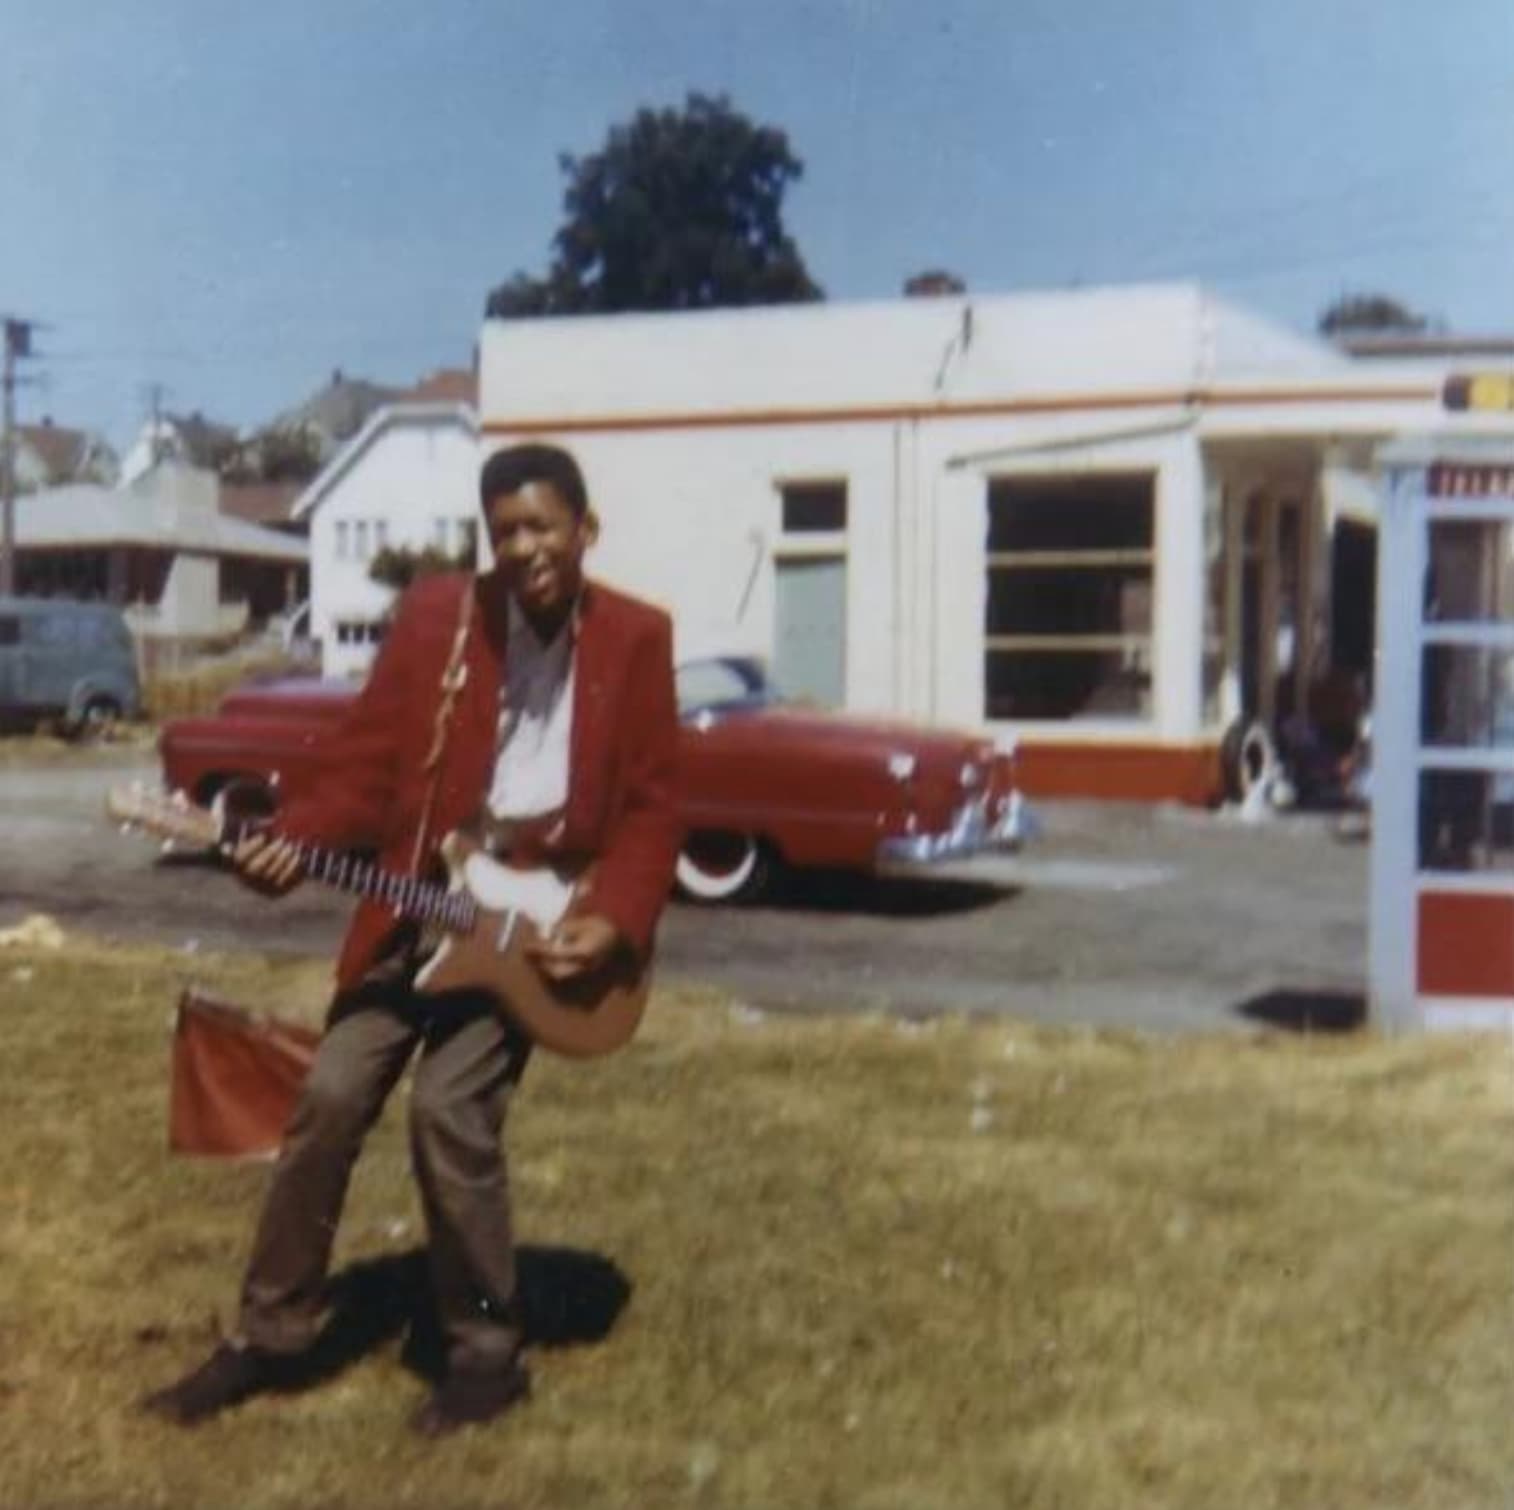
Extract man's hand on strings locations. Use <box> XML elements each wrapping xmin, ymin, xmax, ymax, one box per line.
<box><xmin>529</xmin><ymin>913</ymin><xmax>622</xmax><ymax>981</ymax></box>
<box><xmin>229</xmin><ymin>829</ymin><xmax>306</xmax><ymax>897</ymax></box>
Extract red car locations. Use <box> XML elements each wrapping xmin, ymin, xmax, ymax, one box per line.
<box><xmin>157</xmin><ymin>656</ymin><xmax>1033</xmax><ymax>903</ymax></box>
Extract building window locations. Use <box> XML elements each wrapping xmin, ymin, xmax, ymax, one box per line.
<box><xmin>354</xmin><ymin>521</ymin><xmax>369</xmax><ymax>560</ymax></box>
<box><xmin>984</xmin><ymin>472</ymin><xmax>1155</xmax><ymax>721</ymax></box>
<box><xmin>374</xmin><ymin>520</ymin><xmax>389</xmax><ymax>552</ymax></box>
<box><xmin>335</xmin><ymin>521</ymin><xmax>349</xmax><ymax>559</ymax></box>
<box><xmin>781</xmin><ymin>481</ymin><xmax>847</xmax><ymax>534</ymax></box>
<box><xmin>335</xmin><ymin>619</ymin><xmax>390</xmax><ymax>646</ymax></box>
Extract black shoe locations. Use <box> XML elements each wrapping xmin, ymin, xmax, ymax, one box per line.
<box><xmin>139</xmin><ymin>1341</ymin><xmax>289</xmax><ymax>1425</ymax></box>
<box><xmin>410</xmin><ymin>1358</ymin><xmax>531</xmax><ymax>1439</ymax></box>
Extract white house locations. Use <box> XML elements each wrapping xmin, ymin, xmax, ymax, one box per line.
<box><xmin>292</xmin><ymin>401</ymin><xmax>480</xmax><ymax>678</ymax></box>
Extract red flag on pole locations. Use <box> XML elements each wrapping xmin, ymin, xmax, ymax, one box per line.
<box><xmin>170</xmin><ymin>988</ymin><xmax>319</xmax><ymax>1158</ymax></box>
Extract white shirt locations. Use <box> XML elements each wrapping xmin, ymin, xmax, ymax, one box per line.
<box><xmin>486</xmin><ymin>596</ymin><xmax>577</xmax><ymax>820</ymax></box>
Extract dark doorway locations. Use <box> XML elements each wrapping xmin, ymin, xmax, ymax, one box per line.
<box><xmin>1331</xmin><ymin>520</ymin><xmax>1377</xmax><ymax>691</ymax></box>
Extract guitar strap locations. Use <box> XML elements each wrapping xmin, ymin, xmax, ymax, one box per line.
<box><xmin>409</xmin><ymin>579</ymin><xmax>476</xmax><ymax>876</ymax></box>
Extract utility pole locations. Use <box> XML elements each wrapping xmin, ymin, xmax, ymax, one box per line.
<box><xmin>143</xmin><ymin>380</ymin><xmax>171</xmax><ymax>464</ymax></box>
<box><xmin>1</xmin><ymin>316</ymin><xmax>38</xmax><ymax>597</ymax></box>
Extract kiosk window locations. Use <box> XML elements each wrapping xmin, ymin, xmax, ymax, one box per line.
<box><xmin>1426</xmin><ymin>520</ymin><xmax>1514</xmax><ymax>623</ymax></box>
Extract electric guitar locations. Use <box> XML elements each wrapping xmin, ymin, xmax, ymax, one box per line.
<box><xmin>104</xmin><ymin>783</ymin><xmax>648</xmax><ymax>1058</ymax></box>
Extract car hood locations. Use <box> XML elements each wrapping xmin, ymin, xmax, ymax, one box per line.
<box><xmin>216</xmin><ymin>677</ymin><xmax>357</xmax><ymax>721</ymax></box>
<box><xmin>718</xmin><ymin>703</ymin><xmax>996</xmax><ymax>763</ymax></box>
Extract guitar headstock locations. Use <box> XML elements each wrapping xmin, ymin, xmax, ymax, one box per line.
<box><xmin>106</xmin><ymin>781</ymin><xmax>222</xmax><ymax>850</ymax></box>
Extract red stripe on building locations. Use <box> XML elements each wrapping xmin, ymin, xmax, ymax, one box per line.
<box><xmin>1416</xmin><ymin>892</ymin><xmax>1514</xmax><ymax>997</ymax></box>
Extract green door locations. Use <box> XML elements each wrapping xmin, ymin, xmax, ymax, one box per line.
<box><xmin>774</xmin><ymin>556</ymin><xmax>846</xmax><ymax>707</ymax></box>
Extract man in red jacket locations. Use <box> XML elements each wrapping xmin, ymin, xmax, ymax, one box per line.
<box><xmin>143</xmin><ymin>442</ymin><xmax>682</xmax><ymax>1437</ymax></box>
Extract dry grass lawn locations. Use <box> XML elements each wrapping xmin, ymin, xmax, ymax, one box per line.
<box><xmin>0</xmin><ymin>929</ymin><xmax>1511</xmax><ymax>1509</ymax></box>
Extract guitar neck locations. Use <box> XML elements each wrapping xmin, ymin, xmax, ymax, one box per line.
<box><xmin>251</xmin><ymin>827</ymin><xmax>476</xmax><ymax>934</ymax></box>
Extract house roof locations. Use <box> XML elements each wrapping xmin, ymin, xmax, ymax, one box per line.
<box><xmin>291</xmin><ymin>401</ymin><xmax>478</xmax><ymax>521</ymax></box>
<box><xmin>405</xmin><ymin>367</ymin><xmax>477</xmax><ymax>405</ymax></box>
<box><xmin>269</xmin><ymin>370</ymin><xmax>404</xmax><ymax>450</ymax></box>
<box><xmin>15</xmin><ymin>482</ymin><xmax>308</xmax><ymax>563</ymax></box>
<box><xmin>165</xmin><ymin>410</ymin><xmax>239</xmax><ymax>467</ymax></box>
<box><xmin>16</xmin><ymin>422</ymin><xmax>108</xmax><ymax>483</ymax></box>
<box><xmin>219</xmin><ymin>481</ymin><xmax>304</xmax><ymax>527</ymax></box>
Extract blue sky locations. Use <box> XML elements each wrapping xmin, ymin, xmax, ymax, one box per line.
<box><xmin>2</xmin><ymin>0</ymin><xmax>1511</xmax><ymax>449</ymax></box>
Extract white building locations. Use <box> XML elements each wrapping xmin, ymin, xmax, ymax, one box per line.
<box><xmin>302</xmin><ymin>282</ymin><xmax>1514</xmax><ymax>803</ymax></box>
<box><xmin>292</xmin><ymin>401</ymin><xmax>479</xmax><ymax>678</ymax></box>
<box><xmin>475</xmin><ymin>282</ymin><xmax>1514</xmax><ymax>803</ymax></box>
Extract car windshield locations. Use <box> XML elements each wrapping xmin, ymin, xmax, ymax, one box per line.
<box><xmin>676</xmin><ymin>656</ymin><xmax>783</xmax><ymax>718</ymax></box>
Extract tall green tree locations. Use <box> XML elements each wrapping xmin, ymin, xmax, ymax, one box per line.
<box><xmin>487</xmin><ymin>93</ymin><xmax>822</xmax><ymax>317</ymax></box>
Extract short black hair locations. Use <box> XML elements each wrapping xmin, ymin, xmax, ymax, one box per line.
<box><xmin>478</xmin><ymin>442</ymin><xmax>589</xmax><ymax>518</ymax></box>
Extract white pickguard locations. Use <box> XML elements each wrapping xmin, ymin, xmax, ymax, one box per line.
<box><xmin>459</xmin><ymin>850</ymin><xmax>576</xmax><ymax>931</ymax></box>
<box><xmin>412</xmin><ymin>849</ymin><xmax>579</xmax><ymax>993</ymax></box>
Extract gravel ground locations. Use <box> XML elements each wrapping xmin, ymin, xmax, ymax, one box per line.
<box><xmin>0</xmin><ymin>747</ymin><xmax>1367</xmax><ymax>1034</ymax></box>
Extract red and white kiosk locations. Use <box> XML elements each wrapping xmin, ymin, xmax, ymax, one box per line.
<box><xmin>1371</xmin><ymin>435</ymin><xmax>1514</xmax><ymax>1030</ymax></box>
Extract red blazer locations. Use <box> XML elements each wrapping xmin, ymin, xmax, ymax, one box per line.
<box><xmin>275</xmin><ymin>571</ymin><xmax>682</xmax><ymax>991</ymax></box>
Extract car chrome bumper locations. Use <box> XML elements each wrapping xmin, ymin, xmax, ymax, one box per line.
<box><xmin>875</xmin><ymin>790</ymin><xmax>1040</xmax><ymax>869</ymax></box>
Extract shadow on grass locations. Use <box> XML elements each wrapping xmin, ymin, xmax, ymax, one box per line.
<box><xmin>280</xmin><ymin>1244</ymin><xmax>631</xmax><ymax>1389</ymax></box>
<box><xmin>152</xmin><ymin>848</ymin><xmax>223</xmax><ymax>870</ymax></box>
<box><xmin>1234</xmin><ymin>988</ymin><xmax>1367</xmax><ymax>1034</ymax></box>
<box><xmin>677</xmin><ymin>869</ymin><xmax>1016</xmax><ymax>919</ymax></box>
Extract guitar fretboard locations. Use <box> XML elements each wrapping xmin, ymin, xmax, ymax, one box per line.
<box><xmin>252</xmin><ymin>827</ymin><xmax>480</xmax><ymax>934</ymax></box>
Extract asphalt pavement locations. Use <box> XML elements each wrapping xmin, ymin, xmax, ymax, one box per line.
<box><xmin>0</xmin><ymin>748</ymin><xmax>1368</xmax><ymax>1034</ymax></box>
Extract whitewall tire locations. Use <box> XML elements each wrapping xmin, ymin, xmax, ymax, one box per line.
<box><xmin>676</xmin><ymin>831</ymin><xmax>769</xmax><ymax>903</ymax></box>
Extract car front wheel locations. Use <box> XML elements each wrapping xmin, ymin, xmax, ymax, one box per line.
<box><xmin>675</xmin><ymin>831</ymin><xmax>770</xmax><ymax>903</ymax></box>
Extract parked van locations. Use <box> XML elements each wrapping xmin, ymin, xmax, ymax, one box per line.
<box><xmin>0</xmin><ymin>596</ymin><xmax>141</xmax><ymax>736</ymax></box>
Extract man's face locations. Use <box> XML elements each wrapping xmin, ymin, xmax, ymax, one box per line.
<box><xmin>483</xmin><ymin>480</ymin><xmax>596</xmax><ymax>621</ymax></box>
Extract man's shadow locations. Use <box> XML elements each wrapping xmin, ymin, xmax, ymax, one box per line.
<box><xmin>290</xmin><ymin>1245</ymin><xmax>631</xmax><ymax>1386</ymax></box>
<box><xmin>674</xmin><ymin>870</ymin><xmax>1016</xmax><ymax>919</ymax></box>
<box><xmin>1233</xmin><ymin>988</ymin><xmax>1366</xmax><ymax>1033</ymax></box>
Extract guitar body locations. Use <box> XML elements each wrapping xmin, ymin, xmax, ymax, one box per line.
<box><xmin>404</xmin><ymin>832</ymin><xmax>650</xmax><ymax>1059</ymax></box>
<box><xmin>106</xmin><ymin>784</ymin><xmax>651</xmax><ymax>1060</ymax></box>
<box><xmin>414</xmin><ymin>904</ymin><xmax>648</xmax><ymax>1059</ymax></box>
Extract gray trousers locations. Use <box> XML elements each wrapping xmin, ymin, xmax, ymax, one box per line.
<box><xmin>237</xmin><ymin>955</ymin><xmax>531</xmax><ymax>1371</ymax></box>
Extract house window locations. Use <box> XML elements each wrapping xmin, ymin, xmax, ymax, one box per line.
<box><xmin>781</xmin><ymin>482</ymin><xmax>847</xmax><ymax>534</ymax></box>
<box><xmin>984</xmin><ymin>472</ymin><xmax>1156</xmax><ymax>721</ymax></box>
<box><xmin>335</xmin><ymin>521</ymin><xmax>349</xmax><ymax>559</ymax></box>
<box><xmin>335</xmin><ymin>619</ymin><xmax>390</xmax><ymax>646</ymax></box>
<box><xmin>374</xmin><ymin>521</ymin><xmax>389</xmax><ymax>553</ymax></box>
<box><xmin>354</xmin><ymin>521</ymin><xmax>369</xmax><ymax>561</ymax></box>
